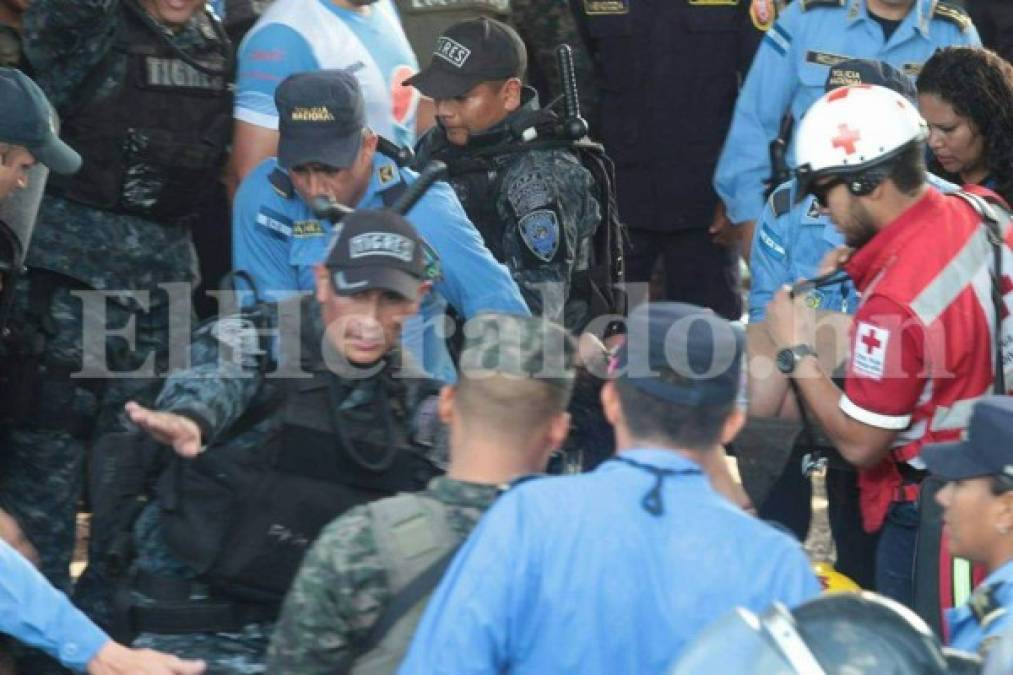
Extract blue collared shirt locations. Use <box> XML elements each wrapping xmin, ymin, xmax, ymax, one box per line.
<box><xmin>715</xmin><ymin>0</ymin><xmax>979</xmax><ymax>225</ymax></box>
<box><xmin>0</xmin><ymin>541</ymin><xmax>109</xmax><ymax>672</ymax></box>
<box><xmin>749</xmin><ymin>173</ymin><xmax>960</xmax><ymax>322</ymax></box>
<box><xmin>399</xmin><ymin>448</ymin><xmax>821</xmax><ymax>675</ymax></box>
<box><xmin>947</xmin><ymin>559</ymin><xmax>1013</xmax><ymax>652</ymax></box>
<box><xmin>232</xmin><ymin>154</ymin><xmax>528</xmax><ymax>383</ymax></box>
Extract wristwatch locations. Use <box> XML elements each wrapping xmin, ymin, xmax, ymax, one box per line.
<box><xmin>776</xmin><ymin>344</ymin><xmax>818</xmax><ymax>375</ymax></box>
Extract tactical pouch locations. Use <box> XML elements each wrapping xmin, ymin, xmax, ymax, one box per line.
<box><xmin>89</xmin><ymin>431</ymin><xmax>172</xmax><ymax>577</ymax></box>
<box><xmin>158</xmin><ymin>447</ymin><xmax>390</xmax><ymax>604</ymax></box>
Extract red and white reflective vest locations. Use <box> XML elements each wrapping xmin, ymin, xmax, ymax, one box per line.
<box><xmin>841</xmin><ymin>187</ymin><xmax>1013</xmax><ymax>532</ymax></box>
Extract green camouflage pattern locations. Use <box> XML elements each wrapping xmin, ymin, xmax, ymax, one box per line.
<box><xmin>266</xmin><ymin>477</ymin><xmax>500</xmax><ymax>674</ymax></box>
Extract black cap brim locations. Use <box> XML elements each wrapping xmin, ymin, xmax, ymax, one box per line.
<box><xmin>403</xmin><ymin>65</ymin><xmax>483</xmax><ymax>100</ymax></box>
<box><xmin>331</xmin><ymin>266</ymin><xmax>423</xmax><ymax>299</ymax></box>
<box><xmin>278</xmin><ymin>129</ymin><xmax>362</xmax><ymax>171</ymax></box>
<box><xmin>31</xmin><ymin>135</ymin><xmax>81</xmax><ymax>175</ymax></box>
<box><xmin>921</xmin><ymin>440</ymin><xmax>994</xmax><ymax>481</ymax></box>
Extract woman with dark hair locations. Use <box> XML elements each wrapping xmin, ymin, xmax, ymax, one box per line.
<box><xmin>917</xmin><ymin>46</ymin><xmax>1013</xmax><ymax>205</ymax></box>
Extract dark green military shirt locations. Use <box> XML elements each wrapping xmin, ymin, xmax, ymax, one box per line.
<box><xmin>265</xmin><ymin>476</ymin><xmax>501</xmax><ymax>674</ymax></box>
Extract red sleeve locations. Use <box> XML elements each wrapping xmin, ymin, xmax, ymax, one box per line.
<box><xmin>840</xmin><ymin>295</ymin><xmax>927</xmax><ymax>430</ymax></box>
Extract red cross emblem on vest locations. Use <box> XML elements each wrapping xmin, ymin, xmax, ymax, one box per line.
<box><xmin>832</xmin><ymin>124</ymin><xmax>861</xmax><ymax>155</ymax></box>
<box><xmin>860</xmin><ymin>327</ymin><xmax>882</xmax><ymax>354</ymax></box>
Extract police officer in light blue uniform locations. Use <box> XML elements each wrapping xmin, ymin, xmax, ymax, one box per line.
<box><xmin>921</xmin><ymin>397</ymin><xmax>1013</xmax><ymax>656</ymax></box>
<box><xmin>748</xmin><ymin>58</ymin><xmax>959</xmax><ymax>591</ymax></box>
<box><xmin>750</xmin><ymin>57</ymin><xmax>961</xmax><ymax>322</ymax></box>
<box><xmin>715</xmin><ymin>0</ymin><xmax>979</xmax><ymax>238</ymax></box>
<box><xmin>233</xmin><ymin>70</ymin><xmax>528</xmax><ymax>382</ymax></box>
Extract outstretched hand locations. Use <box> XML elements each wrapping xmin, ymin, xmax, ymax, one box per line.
<box><xmin>125</xmin><ymin>401</ymin><xmax>203</xmax><ymax>458</ymax></box>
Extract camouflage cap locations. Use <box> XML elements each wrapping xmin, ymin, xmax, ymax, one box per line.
<box><xmin>458</xmin><ymin>313</ymin><xmax>576</xmax><ymax>392</ymax></box>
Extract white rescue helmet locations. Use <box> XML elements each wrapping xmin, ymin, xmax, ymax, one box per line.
<box><xmin>794</xmin><ymin>84</ymin><xmax>928</xmax><ymax>200</ymax></box>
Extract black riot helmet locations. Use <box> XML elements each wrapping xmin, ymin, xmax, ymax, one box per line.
<box><xmin>0</xmin><ymin>161</ymin><xmax>48</xmax><ymax>331</ymax></box>
<box><xmin>670</xmin><ymin>592</ymin><xmax>967</xmax><ymax>675</ymax></box>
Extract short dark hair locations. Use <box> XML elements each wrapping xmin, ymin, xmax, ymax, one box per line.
<box><xmin>886</xmin><ymin>142</ymin><xmax>927</xmax><ymax>194</ymax></box>
<box><xmin>456</xmin><ymin>372</ymin><xmax>572</xmax><ymax>435</ymax></box>
<box><xmin>614</xmin><ymin>373</ymin><xmax>734</xmax><ymax>451</ymax></box>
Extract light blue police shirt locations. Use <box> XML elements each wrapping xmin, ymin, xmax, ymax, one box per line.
<box><xmin>0</xmin><ymin>540</ymin><xmax>109</xmax><ymax>672</ymax></box>
<box><xmin>715</xmin><ymin>0</ymin><xmax>979</xmax><ymax>226</ymax></box>
<box><xmin>232</xmin><ymin>153</ymin><xmax>528</xmax><ymax>383</ymax></box>
<box><xmin>748</xmin><ymin>172</ymin><xmax>961</xmax><ymax>322</ymax></box>
<box><xmin>399</xmin><ymin>449</ymin><xmax>821</xmax><ymax>675</ymax></box>
<box><xmin>948</xmin><ymin>559</ymin><xmax>1013</xmax><ymax>653</ymax></box>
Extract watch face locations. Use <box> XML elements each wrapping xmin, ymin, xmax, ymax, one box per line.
<box><xmin>776</xmin><ymin>348</ymin><xmax>795</xmax><ymax>374</ymax></box>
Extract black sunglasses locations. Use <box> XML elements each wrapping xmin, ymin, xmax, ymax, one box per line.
<box><xmin>808</xmin><ymin>178</ymin><xmax>846</xmax><ymax>209</ymax></box>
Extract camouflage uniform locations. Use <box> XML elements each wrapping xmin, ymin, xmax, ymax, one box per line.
<box><xmin>415</xmin><ymin>89</ymin><xmax>600</xmax><ymax>331</ymax></box>
<box><xmin>0</xmin><ymin>0</ymin><xmax>225</xmax><ymax>621</ymax></box>
<box><xmin>267</xmin><ymin>313</ymin><xmax>574</xmax><ymax>673</ymax></box>
<box><xmin>266</xmin><ymin>478</ymin><xmax>499</xmax><ymax>673</ymax></box>
<box><xmin>128</xmin><ymin>294</ymin><xmax>447</xmax><ymax>674</ymax></box>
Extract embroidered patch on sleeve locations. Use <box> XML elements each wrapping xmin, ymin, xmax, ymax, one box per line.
<box><xmin>519</xmin><ymin>209</ymin><xmax>561</xmax><ymax>262</ymax></box>
<box><xmin>852</xmin><ymin>321</ymin><xmax>890</xmax><ymax>379</ymax></box>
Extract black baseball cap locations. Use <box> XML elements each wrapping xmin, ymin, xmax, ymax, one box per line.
<box><xmin>825</xmin><ymin>59</ymin><xmax>917</xmax><ymax>103</ymax></box>
<box><xmin>922</xmin><ymin>396</ymin><xmax>1013</xmax><ymax>481</ymax></box>
<box><xmin>276</xmin><ymin>70</ymin><xmax>366</xmax><ymax>171</ymax></box>
<box><xmin>0</xmin><ymin>68</ymin><xmax>80</xmax><ymax>175</ymax></box>
<box><xmin>323</xmin><ymin>210</ymin><xmax>427</xmax><ymax>298</ymax></box>
<box><xmin>613</xmin><ymin>302</ymin><xmax>744</xmax><ymax>406</ymax></box>
<box><xmin>403</xmin><ymin>17</ymin><xmax>527</xmax><ymax>99</ymax></box>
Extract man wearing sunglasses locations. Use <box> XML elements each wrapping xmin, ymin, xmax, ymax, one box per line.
<box><xmin>764</xmin><ymin>82</ymin><xmax>1013</xmax><ymax>610</ymax></box>
<box><xmin>746</xmin><ymin>58</ymin><xmax>958</xmax><ymax>593</ymax></box>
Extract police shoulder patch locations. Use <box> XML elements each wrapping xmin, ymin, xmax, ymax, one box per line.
<box><xmin>518</xmin><ymin>209</ymin><xmax>561</xmax><ymax>263</ymax></box>
<box><xmin>749</xmin><ymin>0</ymin><xmax>776</xmax><ymax>31</ymax></box>
<box><xmin>421</xmin><ymin>238</ymin><xmax>443</xmax><ymax>282</ymax></box>
<box><xmin>932</xmin><ymin>2</ymin><xmax>974</xmax><ymax>33</ymax></box>
<box><xmin>800</xmin><ymin>0</ymin><xmax>845</xmax><ymax>10</ymax></box>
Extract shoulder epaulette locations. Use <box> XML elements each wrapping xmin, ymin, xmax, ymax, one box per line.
<box><xmin>970</xmin><ymin>584</ymin><xmax>1008</xmax><ymax>629</ymax></box>
<box><xmin>770</xmin><ymin>185</ymin><xmax>793</xmax><ymax>217</ymax></box>
<box><xmin>268</xmin><ymin>167</ymin><xmax>295</xmax><ymax>200</ymax></box>
<box><xmin>932</xmin><ymin>1</ymin><xmax>974</xmax><ymax>32</ymax></box>
<box><xmin>800</xmin><ymin>0</ymin><xmax>845</xmax><ymax>11</ymax></box>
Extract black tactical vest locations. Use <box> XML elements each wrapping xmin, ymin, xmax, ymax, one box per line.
<box><xmin>47</xmin><ymin>4</ymin><xmax>232</xmax><ymax>223</ymax></box>
<box><xmin>159</xmin><ymin>315</ymin><xmax>441</xmax><ymax>603</ymax></box>
<box><xmin>416</xmin><ymin>98</ymin><xmax>626</xmax><ymax>328</ymax></box>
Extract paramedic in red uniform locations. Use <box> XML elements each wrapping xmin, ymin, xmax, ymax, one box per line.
<box><xmin>765</xmin><ymin>83</ymin><xmax>1013</xmax><ymax>609</ymax></box>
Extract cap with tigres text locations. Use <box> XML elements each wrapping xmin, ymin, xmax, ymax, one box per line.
<box><xmin>403</xmin><ymin>17</ymin><xmax>527</xmax><ymax>99</ymax></box>
<box><xmin>323</xmin><ymin>209</ymin><xmax>427</xmax><ymax>299</ymax></box>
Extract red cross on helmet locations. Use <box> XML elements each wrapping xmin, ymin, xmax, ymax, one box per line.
<box><xmin>793</xmin><ymin>84</ymin><xmax>928</xmax><ymax>201</ymax></box>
